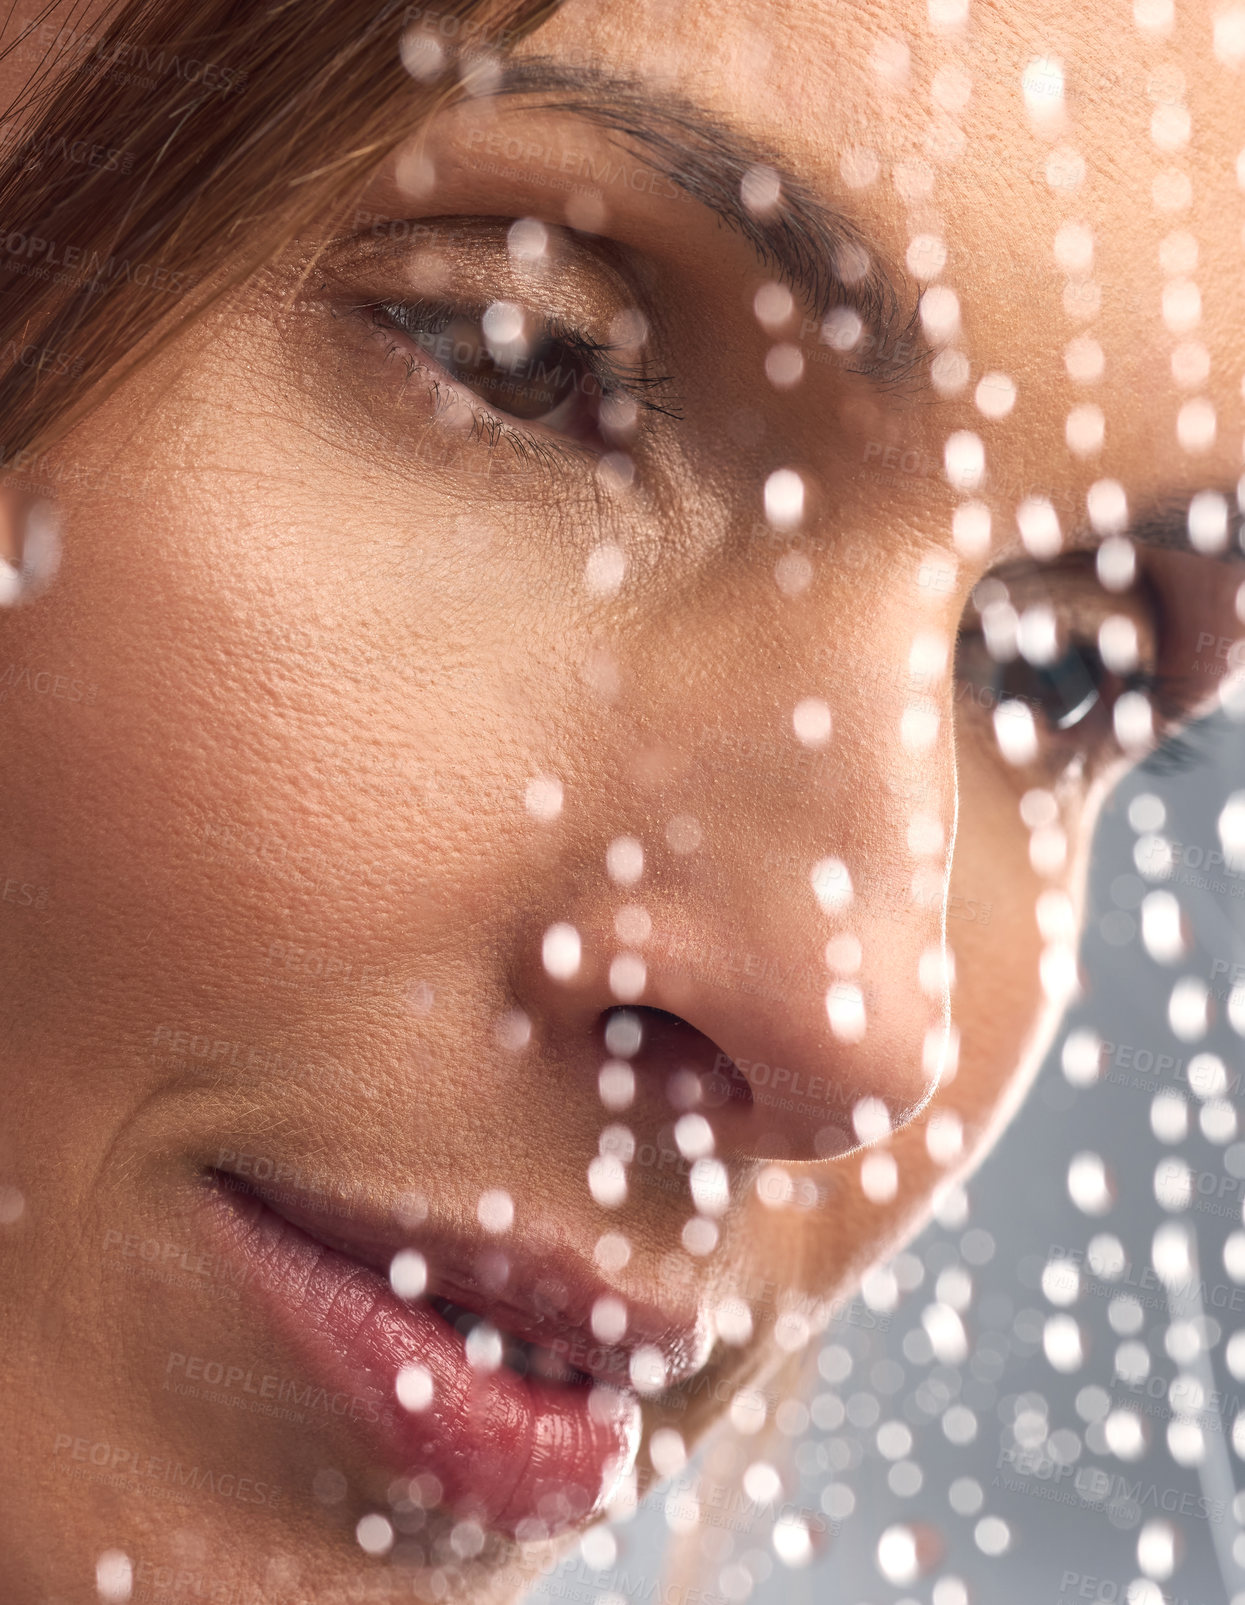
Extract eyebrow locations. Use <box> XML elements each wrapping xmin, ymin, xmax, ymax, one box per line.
<box><xmin>491</xmin><ymin>57</ymin><xmax>924</xmax><ymax>387</ymax></box>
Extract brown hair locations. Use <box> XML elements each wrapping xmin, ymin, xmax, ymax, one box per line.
<box><xmin>0</xmin><ymin>0</ymin><xmax>560</xmax><ymax>462</ymax></box>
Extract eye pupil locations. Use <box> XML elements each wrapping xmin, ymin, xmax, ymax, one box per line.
<box><xmin>997</xmin><ymin>642</ymin><xmax>1105</xmax><ymax>731</ymax></box>
<box><xmin>958</xmin><ymin>636</ymin><xmax>1112</xmax><ymax>738</ymax></box>
<box><xmin>1031</xmin><ymin>644</ymin><xmax>1103</xmax><ymax>730</ymax></box>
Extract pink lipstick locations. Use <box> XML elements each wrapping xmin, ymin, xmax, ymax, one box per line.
<box><xmin>201</xmin><ymin>1173</ymin><xmax>704</xmax><ymax>1537</ymax></box>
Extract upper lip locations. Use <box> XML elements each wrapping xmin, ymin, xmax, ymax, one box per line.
<box><xmin>211</xmin><ymin>1169</ymin><xmax>712</xmax><ymax>1393</ymax></box>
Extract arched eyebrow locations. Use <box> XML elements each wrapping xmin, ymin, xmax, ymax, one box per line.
<box><xmin>493</xmin><ymin>56</ymin><xmax>925</xmax><ymax>388</ymax></box>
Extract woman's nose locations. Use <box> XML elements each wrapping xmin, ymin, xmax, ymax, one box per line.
<box><xmin>507</xmin><ymin>540</ymin><xmax>963</xmax><ymax>1159</ymax></box>
<box><xmin>509</xmin><ymin>772</ymin><xmax>954</xmax><ymax>1162</ymax></box>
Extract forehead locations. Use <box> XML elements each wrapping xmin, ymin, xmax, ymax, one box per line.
<box><xmin>523</xmin><ymin>0</ymin><xmax>1239</xmax><ymax>206</ymax></box>
<box><xmin>516</xmin><ymin>0</ymin><xmax>1245</xmax><ymax>508</ymax></box>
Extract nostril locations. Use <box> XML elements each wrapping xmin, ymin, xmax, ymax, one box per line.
<box><xmin>597</xmin><ymin>1007</ymin><xmax>754</xmax><ymax>1112</ymax></box>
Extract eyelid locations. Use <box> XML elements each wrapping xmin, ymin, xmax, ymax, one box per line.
<box><xmin>325</xmin><ymin>212</ymin><xmax>655</xmax><ymax>350</ymax></box>
<box><xmin>968</xmin><ymin>555</ymin><xmax>1161</xmax><ymax>651</ymax></box>
<box><xmin>319</xmin><ymin>213</ymin><xmax>680</xmax><ymax>465</ymax></box>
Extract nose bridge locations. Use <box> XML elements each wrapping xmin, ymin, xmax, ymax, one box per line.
<box><xmin>644</xmin><ymin>641</ymin><xmax>956</xmax><ymax>1152</ymax></box>
<box><xmin>513</xmin><ymin>544</ymin><xmax>963</xmax><ymax>1161</ymax></box>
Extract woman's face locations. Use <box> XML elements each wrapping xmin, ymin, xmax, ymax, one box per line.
<box><xmin>2</xmin><ymin>0</ymin><xmax>1242</xmax><ymax>1597</ymax></box>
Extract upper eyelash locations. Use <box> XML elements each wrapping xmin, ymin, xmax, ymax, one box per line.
<box><xmin>395</xmin><ymin>299</ymin><xmax>683</xmax><ymax>419</ymax></box>
<box><xmin>345</xmin><ymin>296</ymin><xmax>681</xmax><ymax>463</ymax></box>
<box><xmin>1139</xmin><ymin>552</ymin><xmax>1237</xmax><ymax>773</ymax></box>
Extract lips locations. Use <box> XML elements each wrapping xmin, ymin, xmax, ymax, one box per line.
<box><xmin>201</xmin><ymin>1170</ymin><xmax>707</xmax><ymax>1538</ymax></box>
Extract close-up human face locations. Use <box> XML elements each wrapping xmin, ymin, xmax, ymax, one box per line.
<box><xmin>1</xmin><ymin>1</ymin><xmax>1243</xmax><ymax>1601</ymax></box>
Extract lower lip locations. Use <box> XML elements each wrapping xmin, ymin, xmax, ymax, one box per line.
<box><xmin>204</xmin><ymin>1188</ymin><xmax>641</xmax><ymax>1537</ymax></box>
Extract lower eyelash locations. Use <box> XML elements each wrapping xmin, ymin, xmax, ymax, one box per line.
<box><xmin>1135</xmin><ymin>668</ymin><xmax>1214</xmax><ymax>775</ymax></box>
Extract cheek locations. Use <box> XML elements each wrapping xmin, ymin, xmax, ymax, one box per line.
<box><xmin>0</xmin><ymin>367</ymin><xmax>551</xmax><ymax>988</ymax></box>
<box><xmin>943</xmin><ymin>805</ymin><xmax>1050</xmax><ymax>1148</ymax></box>
<box><xmin>951</xmin><ymin>758</ymin><xmax>1050</xmax><ymax>1082</ymax></box>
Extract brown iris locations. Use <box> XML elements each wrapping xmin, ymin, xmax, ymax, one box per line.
<box><xmin>406</xmin><ymin>308</ymin><xmax>599</xmax><ymax>422</ymax></box>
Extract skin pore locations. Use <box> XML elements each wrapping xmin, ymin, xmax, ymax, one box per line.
<box><xmin>0</xmin><ymin>0</ymin><xmax>1242</xmax><ymax>1600</ymax></box>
